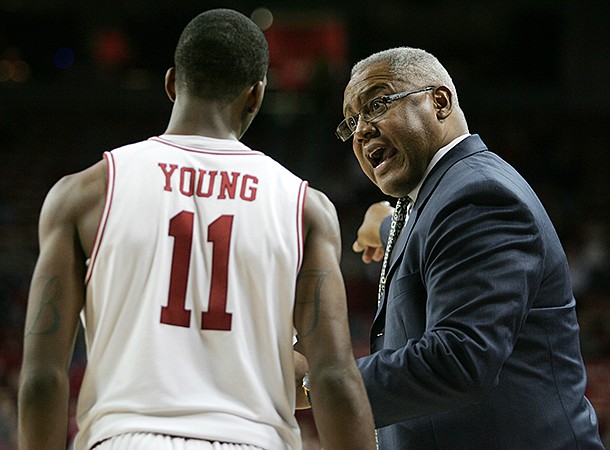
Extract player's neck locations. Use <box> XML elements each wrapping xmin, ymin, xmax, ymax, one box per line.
<box><xmin>164</xmin><ymin>99</ymin><xmax>240</xmax><ymax>141</ymax></box>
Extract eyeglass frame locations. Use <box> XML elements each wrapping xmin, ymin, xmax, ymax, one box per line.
<box><xmin>335</xmin><ymin>86</ymin><xmax>436</xmax><ymax>141</ymax></box>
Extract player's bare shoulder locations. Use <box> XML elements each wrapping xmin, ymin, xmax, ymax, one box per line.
<box><xmin>40</xmin><ymin>159</ymin><xmax>108</xmax><ymax>256</ymax></box>
<box><xmin>303</xmin><ymin>186</ymin><xmax>342</xmax><ymax>256</ymax></box>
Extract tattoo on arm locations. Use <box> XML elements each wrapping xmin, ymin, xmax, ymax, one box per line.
<box><xmin>296</xmin><ymin>269</ymin><xmax>330</xmax><ymax>339</ymax></box>
<box><xmin>26</xmin><ymin>275</ymin><xmax>62</xmax><ymax>336</ymax></box>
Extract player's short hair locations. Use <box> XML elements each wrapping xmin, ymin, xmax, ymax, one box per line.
<box><xmin>174</xmin><ymin>9</ymin><xmax>269</xmax><ymax>104</ymax></box>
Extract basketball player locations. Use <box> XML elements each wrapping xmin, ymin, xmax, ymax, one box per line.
<box><xmin>18</xmin><ymin>9</ymin><xmax>375</xmax><ymax>450</ymax></box>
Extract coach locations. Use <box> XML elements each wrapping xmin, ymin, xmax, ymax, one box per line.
<box><xmin>341</xmin><ymin>46</ymin><xmax>605</xmax><ymax>449</ymax></box>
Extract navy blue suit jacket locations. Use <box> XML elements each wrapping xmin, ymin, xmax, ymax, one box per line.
<box><xmin>357</xmin><ymin>135</ymin><xmax>604</xmax><ymax>449</ymax></box>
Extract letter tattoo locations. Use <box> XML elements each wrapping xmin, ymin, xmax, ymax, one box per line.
<box><xmin>296</xmin><ymin>269</ymin><xmax>330</xmax><ymax>338</ymax></box>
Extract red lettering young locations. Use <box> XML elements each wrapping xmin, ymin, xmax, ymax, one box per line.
<box><xmin>159</xmin><ymin>163</ymin><xmax>178</xmax><ymax>192</ymax></box>
<box><xmin>179</xmin><ymin>167</ymin><xmax>196</xmax><ymax>197</ymax></box>
<box><xmin>218</xmin><ymin>172</ymin><xmax>240</xmax><ymax>199</ymax></box>
<box><xmin>158</xmin><ymin>163</ymin><xmax>258</xmax><ymax>201</ymax></box>
<box><xmin>240</xmin><ymin>175</ymin><xmax>258</xmax><ymax>202</ymax></box>
<box><xmin>196</xmin><ymin>170</ymin><xmax>218</xmax><ymax>198</ymax></box>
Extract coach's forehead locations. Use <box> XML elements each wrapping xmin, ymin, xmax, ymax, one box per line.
<box><xmin>343</xmin><ymin>61</ymin><xmax>399</xmax><ymax>115</ymax></box>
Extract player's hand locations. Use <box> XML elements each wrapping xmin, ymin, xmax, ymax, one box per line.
<box><xmin>352</xmin><ymin>201</ymin><xmax>393</xmax><ymax>264</ymax></box>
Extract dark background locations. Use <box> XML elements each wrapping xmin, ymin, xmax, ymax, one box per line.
<box><xmin>1</xmin><ymin>1</ymin><xmax>609</xmax><ymax>448</ymax></box>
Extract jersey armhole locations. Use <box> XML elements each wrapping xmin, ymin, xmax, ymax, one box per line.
<box><xmin>85</xmin><ymin>151</ymin><xmax>116</xmax><ymax>285</ymax></box>
<box><xmin>295</xmin><ymin>180</ymin><xmax>308</xmax><ymax>273</ymax></box>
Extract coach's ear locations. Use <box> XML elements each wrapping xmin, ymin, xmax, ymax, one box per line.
<box><xmin>433</xmin><ymin>85</ymin><xmax>453</xmax><ymax>122</ymax></box>
<box><xmin>165</xmin><ymin>67</ymin><xmax>177</xmax><ymax>103</ymax></box>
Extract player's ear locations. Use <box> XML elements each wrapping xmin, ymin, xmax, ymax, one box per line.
<box><xmin>245</xmin><ymin>78</ymin><xmax>266</xmax><ymax>115</ymax></box>
<box><xmin>165</xmin><ymin>67</ymin><xmax>177</xmax><ymax>103</ymax></box>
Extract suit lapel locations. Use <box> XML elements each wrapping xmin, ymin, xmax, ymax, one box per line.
<box><xmin>373</xmin><ymin>135</ymin><xmax>488</xmax><ymax>322</ymax></box>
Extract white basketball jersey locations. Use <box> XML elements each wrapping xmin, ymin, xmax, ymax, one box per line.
<box><xmin>77</xmin><ymin>135</ymin><xmax>307</xmax><ymax>450</ymax></box>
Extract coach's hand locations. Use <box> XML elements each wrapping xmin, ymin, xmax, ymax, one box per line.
<box><xmin>352</xmin><ymin>201</ymin><xmax>393</xmax><ymax>264</ymax></box>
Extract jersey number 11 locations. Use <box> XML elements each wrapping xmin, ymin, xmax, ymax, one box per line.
<box><xmin>160</xmin><ymin>210</ymin><xmax>233</xmax><ymax>331</ymax></box>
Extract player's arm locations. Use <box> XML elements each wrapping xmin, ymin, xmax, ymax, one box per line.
<box><xmin>18</xmin><ymin>163</ymin><xmax>105</xmax><ymax>449</ymax></box>
<box><xmin>294</xmin><ymin>187</ymin><xmax>376</xmax><ymax>449</ymax></box>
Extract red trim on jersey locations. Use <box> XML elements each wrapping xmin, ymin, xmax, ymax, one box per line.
<box><xmin>85</xmin><ymin>152</ymin><xmax>116</xmax><ymax>285</ymax></box>
<box><xmin>295</xmin><ymin>181</ymin><xmax>308</xmax><ymax>273</ymax></box>
<box><xmin>150</xmin><ymin>136</ymin><xmax>264</xmax><ymax>156</ymax></box>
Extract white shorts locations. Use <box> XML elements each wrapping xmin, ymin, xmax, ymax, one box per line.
<box><xmin>92</xmin><ymin>433</ymin><xmax>264</xmax><ymax>450</ymax></box>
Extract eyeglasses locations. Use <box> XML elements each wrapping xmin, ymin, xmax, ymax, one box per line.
<box><xmin>335</xmin><ymin>86</ymin><xmax>435</xmax><ymax>141</ymax></box>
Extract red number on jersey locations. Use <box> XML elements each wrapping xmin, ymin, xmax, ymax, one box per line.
<box><xmin>201</xmin><ymin>215</ymin><xmax>233</xmax><ymax>330</ymax></box>
<box><xmin>160</xmin><ymin>211</ymin><xmax>234</xmax><ymax>330</ymax></box>
<box><xmin>160</xmin><ymin>211</ymin><xmax>193</xmax><ymax>327</ymax></box>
